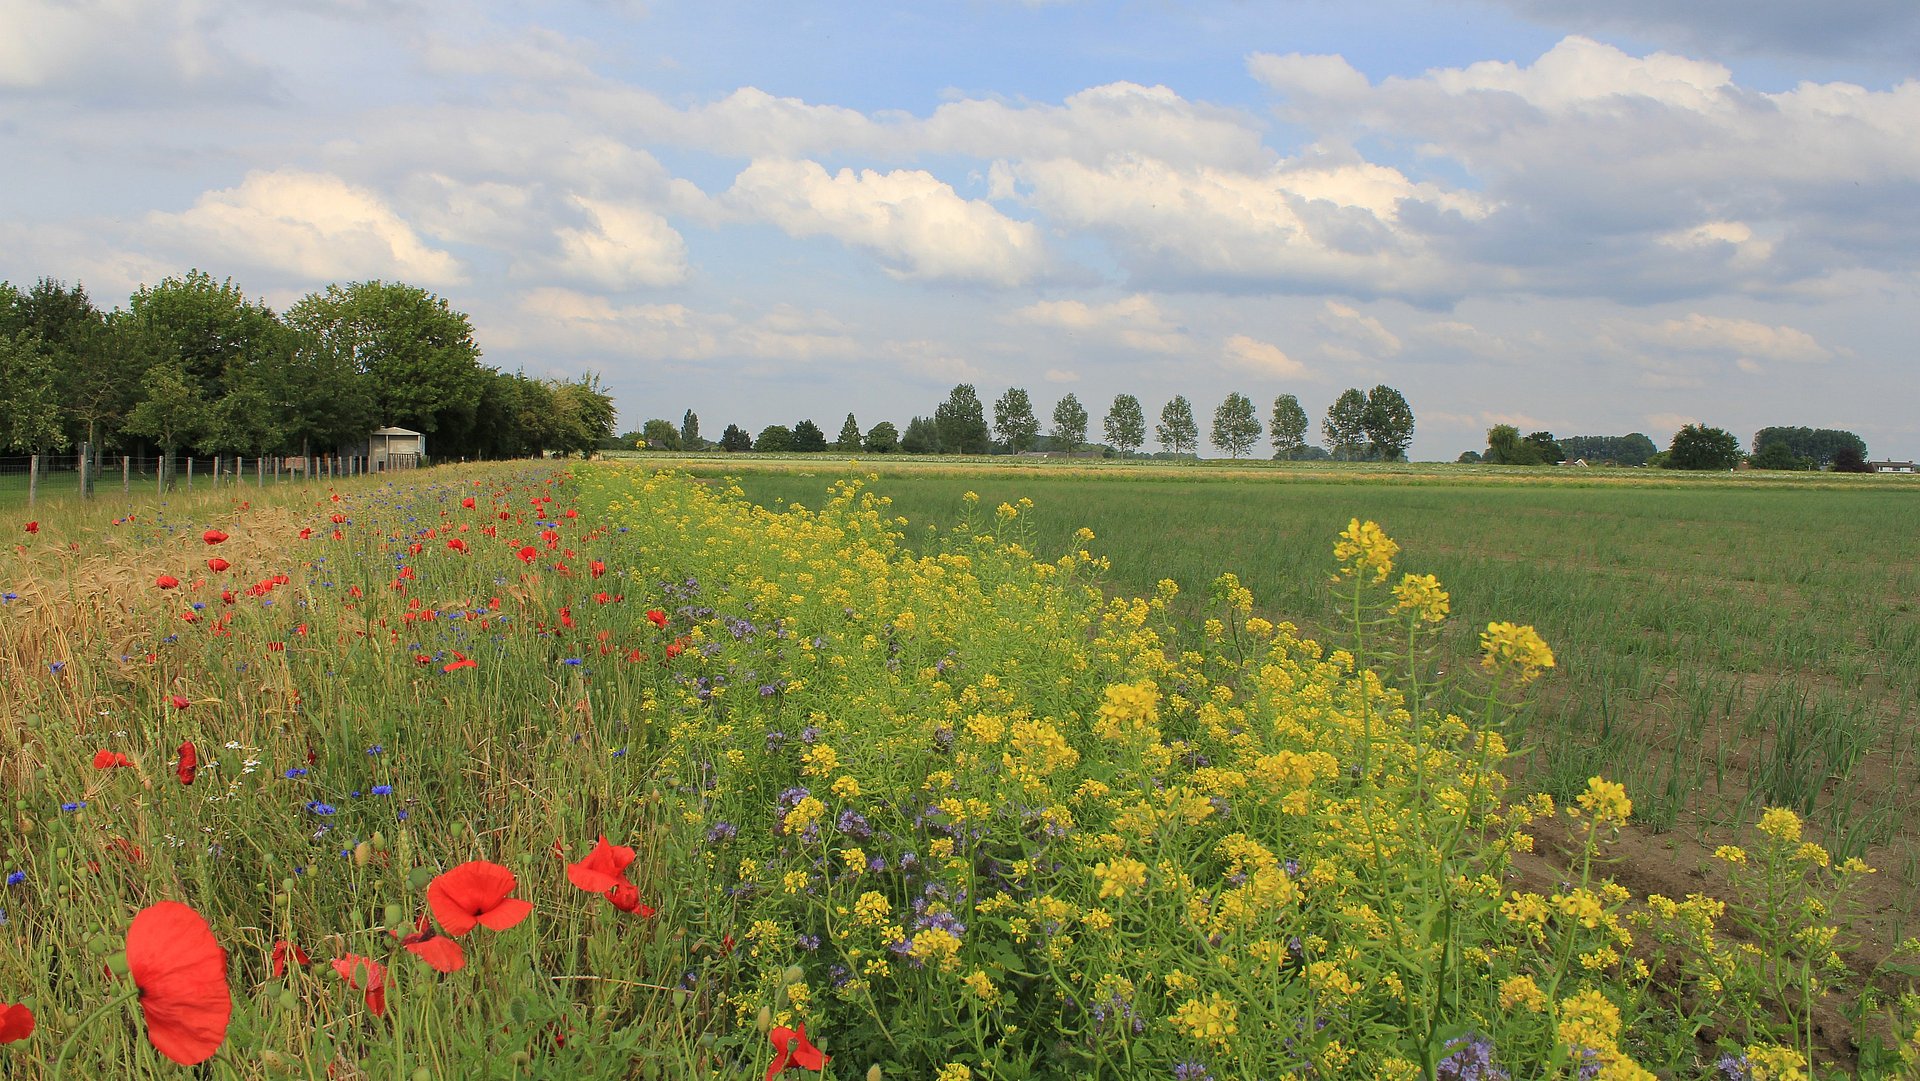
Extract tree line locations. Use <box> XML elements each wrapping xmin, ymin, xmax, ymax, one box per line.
<box><xmin>1463</xmin><ymin>424</ymin><xmax>1873</xmax><ymax>471</ymax></box>
<box><xmin>626</xmin><ymin>384</ymin><xmax>1418</xmax><ymax>462</ymax></box>
<box><xmin>0</xmin><ymin>273</ymin><xmax>616</xmax><ymax>463</ymax></box>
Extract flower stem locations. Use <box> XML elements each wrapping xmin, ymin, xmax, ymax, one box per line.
<box><xmin>50</xmin><ymin>987</ymin><xmax>141</xmax><ymax>1081</ymax></box>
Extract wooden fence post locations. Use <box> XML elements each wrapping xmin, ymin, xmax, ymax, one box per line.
<box><xmin>123</xmin><ymin>456</ymin><xmax>131</xmax><ymax>496</ymax></box>
<box><xmin>27</xmin><ymin>454</ymin><xmax>39</xmax><ymax>506</ymax></box>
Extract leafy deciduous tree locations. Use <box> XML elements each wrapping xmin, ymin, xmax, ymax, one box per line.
<box><xmin>1663</xmin><ymin>424</ymin><xmax>1743</xmax><ymax>470</ymax></box>
<box><xmin>935</xmin><ymin>385</ymin><xmax>990</xmax><ymax>455</ymax></box>
<box><xmin>1051</xmin><ymin>393</ymin><xmax>1089</xmax><ymax>456</ymax></box>
<box><xmin>994</xmin><ymin>388</ymin><xmax>1040</xmax><ymax>453</ymax></box>
<box><xmin>1270</xmin><ymin>394</ymin><xmax>1309</xmax><ymax>460</ymax></box>
<box><xmin>791</xmin><ymin>419</ymin><xmax>827</xmax><ymax>452</ymax></box>
<box><xmin>1211</xmin><ymin>392</ymin><xmax>1261</xmax><ymax>458</ymax></box>
<box><xmin>1361</xmin><ymin>385</ymin><xmax>1415</xmax><ymax>462</ymax></box>
<box><xmin>1103</xmin><ymin>394</ymin><xmax>1146</xmax><ymax>457</ymax></box>
<box><xmin>1322</xmin><ymin>389</ymin><xmax>1368</xmax><ymax>461</ymax></box>
<box><xmin>863</xmin><ymin>421</ymin><xmax>900</xmax><ymax>454</ymax></box>
<box><xmin>754</xmin><ymin>425</ymin><xmax>795</xmax><ymax>452</ymax></box>
<box><xmin>1156</xmin><ymin>396</ymin><xmax>1198</xmax><ymax>456</ymax></box>
<box><xmin>641</xmin><ymin>419</ymin><xmax>682</xmax><ymax>450</ymax></box>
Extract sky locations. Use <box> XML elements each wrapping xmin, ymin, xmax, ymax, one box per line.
<box><xmin>3</xmin><ymin>0</ymin><xmax>1917</xmax><ymax>461</ymax></box>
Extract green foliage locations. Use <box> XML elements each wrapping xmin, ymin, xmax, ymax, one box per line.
<box><xmin>754</xmin><ymin>424</ymin><xmax>795</xmax><ymax>452</ymax></box>
<box><xmin>1270</xmin><ymin>393</ymin><xmax>1309</xmax><ymax>460</ymax></box>
<box><xmin>681</xmin><ymin>410</ymin><xmax>701</xmax><ymax>449</ymax></box>
<box><xmin>1103</xmin><ymin>393</ymin><xmax>1146</xmax><ymax>457</ymax></box>
<box><xmin>545</xmin><ymin>374</ymin><xmax>618</xmax><ymax>458</ymax></box>
<box><xmin>1051</xmin><ymin>392</ymin><xmax>1089</xmax><ymax>456</ymax></box>
<box><xmin>1484</xmin><ymin>426</ymin><xmax>1564</xmax><ymax>466</ymax></box>
<box><xmin>1458</xmin><ymin>450</ymin><xmax>1483</xmax><ymax>464</ymax></box>
<box><xmin>0</xmin><ymin>329</ymin><xmax>67</xmax><ymax>451</ymax></box>
<box><xmin>1210</xmin><ymin>391</ymin><xmax>1261</xmax><ymax>458</ymax></box>
<box><xmin>835</xmin><ymin>413</ymin><xmax>862</xmax><ymax>452</ymax></box>
<box><xmin>1749</xmin><ymin>442</ymin><xmax>1810</xmax><ymax>471</ymax></box>
<box><xmin>1558</xmin><ymin>434</ymin><xmax>1659</xmax><ymax>467</ymax></box>
<box><xmin>121</xmin><ymin>358</ymin><xmax>207</xmax><ymax>454</ymax></box>
<box><xmin>935</xmin><ymin>384</ymin><xmax>990</xmax><ymax>454</ymax></box>
<box><xmin>1664</xmin><ymin>423</ymin><xmax>1743</xmax><ymax>470</ymax></box>
<box><xmin>901</xmin><ymin>416</ymin><xmax>940</xmax><ymax>454</ymax></box>
<box><xmin>1361</xmin><ymin>384</ymin><xmax>1415</xmax><ymax>461</ymax></box>
<box><xmin>1753</xmin><ymin>426</ymin><xmax>1867</xmax><ymax>468</ymax></box>
<box><xmin>1830</xmin><ymin>445</ymin><xmax>1870</xmax><ymax>473</ymax></box>
<box><xmin>863</xmin><ymin>420</ymin><xmax>900</xmax><ymax>454</ymax></box>
<box><xmin>719</xmin><ymin>423</ymin><xmax>753</xmax><ymax>452</ymax></box>
<box><xmin>641</xmin><ymin>418</ymin><xmax>683</xmax><ymax>450</ymax></box>
<box><xmin>1155</xmin><ymin>395</ymin><xmax>1198</xmax><ymax>455</ymax></box>
<box><xmin>1321</xmin><ymin>388</ymin><xmax>1368</xmax><ymax>461</ymax></box>
<box><xmin>994</xmin><ymin>387</ymin><xmax>1040</xmax><ymax>452</ymax></box>
<box><xmin>791</xmin><ymin>419</ymin><xmax>828</xmax><ymax>453</ymax></box>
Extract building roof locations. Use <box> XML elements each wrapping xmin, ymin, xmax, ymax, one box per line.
<box><xmin>371</xmin><ymin>426</ymin><xmax>424</xmax><ymax>437</ymax></box>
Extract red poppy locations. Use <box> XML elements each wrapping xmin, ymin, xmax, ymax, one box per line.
<box><xmin>517</xmin><ymin>545</ymin><xmax>538</xmax><ymax>564</ymax></box>
<box><xmin>331</xmin><ymin>955</ymin><xmax>387</xmax><ymax>1017</ymax></box>
<box><xmin>202</xmin><ymin>529</ymin><xmax>228</xmax><ymax>545</ymax></box>
<box><xmin>462</xmin><ymin>496</ymin><xmax>477</xmax><ymax>509</ymax></box>
<box><xmin>176</xmin><ymin>741</ymin><xmax>197</xmax><ymax>785</ymax></box>
<box><xmin>156</xmin><ymin>575</ymin><xmax>180</xmax><ymax>590</ymax></box>
<box><xmin>590</xmin><ymin>560</ymin><xmax>606</xmax><ymax>578</ymax></box>
<box><xmin>566</xmin><ymin>836</ymin><xmax>636</xmax><ymax>894</ymax></box>
<box><xmin>0</xmin><ymin>1002</ymin><xmax>32</xmax><ymax>1044</ymax></box>
<box><xmin>607</xmin><ymin>880</ymin><xmax>656</xmax><ymax>916</ymax></box>
<box><xmin>106</xmin><ymin>837</ymin><xmax>144</xmax><ymax>863</ymax></box>
<box><xmin>646</xmin><ymin>609</ymin><xmax>667</xmax><ymax>628</ymax></box>
<box><xmin>271</xmin><ymin>940</ymin><xmax>310</xmax><ymax>978</ymax></box>
<box><xmin>765</xmin><ymin>1023</ymin><xmax>829</xmax><ymax>1079</ymax></box>
<box><xmin>442</xmin><ymin>654</ymin><xmax>477</xmax><ymax>672</ymax></box>
<box><xmin>92</xmin><ymin>749</ymin><xmax>133</xmax><ymax>769</ymax></box>
<box><xmin>426</xmin><ymin>861</ymin><xmax>533</xmax><ymax>936</ymax></box>
<box><xmin>22</xmin><ymin>522</ymin><xmax>38</xmax><ymax>535</ymax></box>
<box><xmin>401</xmin><ymin>926</ymin><xmax>466</xmax><ymax>973</ymax></box>
<box><xmin>206</xmin><ymin>557</ymin><xmax>229</xmax><ymax>572</ymax></box>
<box><xmin>126</xmin><ymin>901</ymin><xmax>232</xmax><ymax>1065</ymax></box>
<box><xmin>446</xmin><ymin>538</ymin><xmax>467</xmax><ymax>553</ymax></box>
<box><xmin>299</xmin><ymin>528</ymin><xmax>313</xmax><ymax>540</ymax></box>
<box><xmin>170</xmin><ymin>694</ymin><xmax>191</xmax><ymax>710</ymax></box>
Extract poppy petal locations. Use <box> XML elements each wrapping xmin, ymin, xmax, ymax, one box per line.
<box><xmin>126</xmin><ymin>901</ymin><xmax>232</xmax><ymax>1065</ymax></box>
<box><xmin>403</xmin><ymin>934</ymin><xmax>467</xmax><ymax>973</ymax></box>
<box><xmin>427</xmin><ymin>861</ymin><xmax>527</xmax><ymax>937</ymax></box>
<box><xmin>475</xmin><ymin>896</ymin><xmax>534</xmax><ymax>932</ymax></box>
<box><xmin>565</xmin><ymin>836</ymin><xmax>636</xmax><ymax>894</ymax></box>
<box><xmin>0</xmin><ymin>1002</ymin><xmax>33</xmax><ymax>1044</ymax></box>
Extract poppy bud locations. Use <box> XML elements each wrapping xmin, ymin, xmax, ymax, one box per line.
<box><xmin>370</xmin><ymin>831</ymin><xmax>388</xmax><ymax>852</ymax></box>
<box><xmin>278</xmin><ymin>989</ymin><xmax>297</xmax><ymax>1010</ymax></box>
<box><xmin>383</xmin><ymin>903</ymin><xmax>405</xmax><ymax>928</ymax></box>
<box><xmin>869</xmin><ymin>1067</ymin><xmax>884</xmax><ymax>1081</ymax></box>
<box><xmin>105</xmin><ymin>951</ymin><xmax>130</xmax><ymax>976</ymax></box>
<box><xmin>353</xmin><ymin>843</ymin><xmax>371</xmax><ymax>867</ymax></box>
<box><xmin>755</xmin><ymin>1005</ymin><xmax>771</xmax><ymax>1033</ymax></box>
<box><xmin>510</xmin><ymin>999</ymin><xmax>529</xmax><ymax>1024</ymax></box>
<box><xmin>783</xmin><ymin>965</ymin><xmax>805</xmax><ymax>985</ymax></box>
<box><xmin>672</xmin><ymin>989</ymin><xmax>691</xmax><ymax>1010</ymax></box>
<box><xmin>408</xmin><ymin>867</ymin><xmax>433</xmax><ymax>890</ymax></box>
<box><xmin>509</xmin><ymin>1052</ymin><xmax>531</xmax><ymax>1068</ymax></box>
<box><xmin>412</xmin><ymin>1069</ymin><xmax>432</xmax><ymax>1081</ymax></box>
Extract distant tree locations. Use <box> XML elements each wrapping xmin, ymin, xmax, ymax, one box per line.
<box><xmin>1052</xmin><ymin>393</ymin><xmax>1089</xmax><ymax>456</ymax></box>
<box><xmin>121</xmin><ymin>358</ymin><xmax>206</xmax><ymax>465</ymax></box>
<box><xmin>1322</xmin><ymin>389</ymin><xmax>1368</xmax><ymax>461</ymax></box>
<box><xmin>1211</xmin><ymin>392</ymin><xmax>1261</xmax><ymax>458</ymax></box>
<box><xmin>1830</xmin><ymin>444</ymin><xmax>1870</xmax><ymax>473</ymax></box>
<box><xmin>1558</xmin><ymin>434</ymin><xmax>1658</xmax><ymax>466</ymax></box>
<box><xmin>680</xmin><ymin>410</ymin><xmax>701</xmax><ymax>449</ymax></box>
<box><xmin>1663</xmin><ymin>424</ymin><xmax>1743</xmax><ymax>470</ymax></box>
<box><xmin>791</xmin><ymin>419</ymin><xmax>828</xmax><ymax>452</ymax></box>
<box><xmin>546</xmin><ymin>373</ymin><xmax>617</xmax><ymax>458</ymax></box>
<box><xmin>616</xmin><ymin>429</ymin><xmax>646</xmax><ymax>448</ymax></box>
<box><xmin>641</xmin><ymin>418</ymin><xmax>682</xmax><ymax>450</ymax></box>
<box><xmin>1270</xmin><ymin>394</ymin><xmax>1309</xmax><ymax>460</ymax></box>
<box><xmin>719</xmin><ymin>424</ymin><xmax>753</xmax><ymax>452</ymax></box>
<box><xmin>863</xmin><ymin>421</ymin><xmax>900</xmax><ymax>454</ymax></box>
<box><xmin>0</xmin><ymin>329</ymin><xmax>66</xmax><ymax>451</ymax></box>
<box><xmin>835</xmin><ymin>413</ymin><xmax>862</xmax><ymax>452</ymax></box>
<box><xmin>1749</xmin><ymin>442</ymin><xmax>1810</xmax><ymax>470</ymax></box>
<box><xmin>1524</xmin><ymin>431</ymin><xmax>1565</xmax><ymax>465</ymax></box>
<box><xmin>1361</xmin><ymin>385</ymin><xmax>1415</xmax><ymax>461</ymax></box>
<box><xmin>935</xmin><ymin>384</ymin><xmax>990</xmax><ymax>454</ymax></box>
<box><xmin>1457</xmin><ymin>450</ymin><xmax>1483</xmax><ymax>464</ymax></box>
<box><xmin>901</xmin><ymin>416</ymin><xmax>940</xmax><ymax>454</ymax></box>
<box><xmin>1103</xmin><ymin>394</ymin><xmax>1146</xmax><ymax>457</ymax></box>
<box><xmin>754</xmin><ymin>424</ymin><xmax>795</xmax><ymax>453</ymax></box>
<box><xmin>1156</xmin><ymin>396</ymin><xmax>1198</xmax><ymax>456</ymax></box>
<box><xmin>19</xmin><ymin>278</ymin><xmax>124</xmax><ymax>450</ymax></box>
<box><xmin>1753</xmin><ymin>426</ymin><xmax>1867</xmax><ymax>469</ymax></box>
<box><xmin>994</xmin><ymin>387</ymin><xmax>1040</xmax><ymax>453</ymax></box>
<box><xmin>1484</xmin><ymin>424</ymin><xmax>1541</xmax><ymax>465</ymax></box>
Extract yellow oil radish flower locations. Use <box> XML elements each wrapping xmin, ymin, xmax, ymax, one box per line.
<box><xmin>1576</xmin><ymin>776</ymin><xmax>1633</xmax><ymax>826</ymax></box>
<box><xmin>1169</xmin><ymin>992</ymin><xmax>1238</xmax><ymax>1047</ymax></box>
<box><xmin>1479</xmin><ymin>621</ymin><xmax>1556</xmax><ymax>682</ymax></box>
<box><xmin>1093</xmin><ymin>856</ymin><xmax>1148</xmax><ymax>900</ymax></box>
<box><xmin>1392</xmin><ymin>572</ymin><xmax>1450</xmax><ymax>623</ymax></box>
<box><xmin>1333</xmin><ymin>518</ymin><xmax>1398</xmax><ymax>582</ymax></box>
<box><xmin>1499</xmin><ymin>974</ymin><xmax>1546</xmax><ymax>1012</ymax></box>
<box><xmin>1757</xmin><ymin>807</ymin><xmax>1802</xmax><ymax>844</ymax></box>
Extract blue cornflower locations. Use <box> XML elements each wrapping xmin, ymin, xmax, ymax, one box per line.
<box><xmin>49</xmin><ymin>662</ymin><xmax>64</xmax><ymax>674</ymax></box>
<box><xmin>367</xmin><ymin>744</ymin><xmax>384</xmax><ymax>755</ymax></box>
<box><xmin>561</xmin><ymin>658</ymin><xmax>583</xmax><ymax>666</ymax></box>
<box><xmin>306</xmin><ymin>801</ymin><xmax>338</xmax><ymax>816</ymax></box>
<box><xmin>371</xmin><ymin>784</ymin><xmax>393</xmax><ymax>796</ymax></box>
<box><xmin>284</xmin><ymin>767</ymin><xmax>309</xmax><ymax>779</ymax></box>
<box><xmin>2</xmin><ymin>593</ymin><xmax>16</xmax><ymax>602</ymax></box>
<box><xmin>61</xmin><ymin>801</ymin><xmax>85</xmax><ymax>812</ymax></box>
<box><xmin>5</xmin><ymin>871</ymin><xmax>24</xmax><ymax>886</ymax></box>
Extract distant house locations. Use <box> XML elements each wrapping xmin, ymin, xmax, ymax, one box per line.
<box><xmin>341</xmin><ymin>426</ymin><xmax>427</xmax><ymax>471</ymax></box>
<box><xmin>1869</xmin><ymin>460</ymin><xmax>1915</xmax><ymax>474</ymax></box>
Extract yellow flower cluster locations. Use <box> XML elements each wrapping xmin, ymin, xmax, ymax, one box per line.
<box><xmin>1479</xmin><ymin>621</ymin><xmax>1556</xmax><ymax>682</ymax></box>
<box><xmin>1334</xmin><ymin>518</ymin><xmax>1399</xmax><ymax>582</ymax></box>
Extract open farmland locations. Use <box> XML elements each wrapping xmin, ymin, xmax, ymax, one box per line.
<box><xmin>2</xmin><ymin>460</ymin><xmax>1917</xmax><ymax>1078</ymax></box>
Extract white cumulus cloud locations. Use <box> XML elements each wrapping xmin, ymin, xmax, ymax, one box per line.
<box><xmin>554</xmin><ymin>196</ymin><xmax>689</xmax><ymax>289</ymax></box>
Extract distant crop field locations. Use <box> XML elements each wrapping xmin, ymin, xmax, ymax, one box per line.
<box><xmin>695</xmin><ymin>456</ymin><xmax>1920</xmax><ymax>928</ymax></box>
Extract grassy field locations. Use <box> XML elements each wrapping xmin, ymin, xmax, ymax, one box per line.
<box><xmin>3</xmin><ymin>457</ymin><xmax>1916</xmax><ymax>1078</ymax></box>
<box><xmin>680</xmin><ymin>455</ymin><xmax>1920</xmax><ymax>931</ymax></box>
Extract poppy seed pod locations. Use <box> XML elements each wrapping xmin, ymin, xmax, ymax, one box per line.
<box><xmin>756</xmin><ymin>1005</ymin><xmax>771</xmax><ymax>1033</ymax></box>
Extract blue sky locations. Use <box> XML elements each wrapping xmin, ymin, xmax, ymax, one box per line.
<box><xmin>3</xmin><ymin>0</ymin><xmax>1917</xmax><ymax>459</ymax></box>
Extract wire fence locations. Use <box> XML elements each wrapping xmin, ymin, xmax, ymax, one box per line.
<box><xmin>0</xmin><ymin>448</ymin><xmax>425</xmax><ymax>507</ymax></box>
